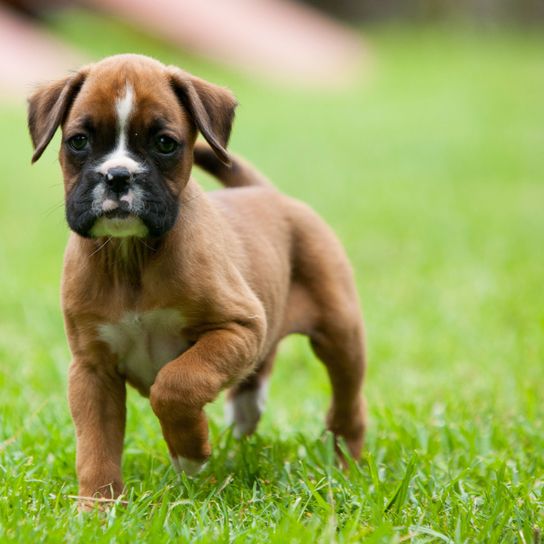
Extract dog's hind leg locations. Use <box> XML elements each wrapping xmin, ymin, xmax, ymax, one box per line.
<box><xmin>286</xmin><ymin>203</ymin><xmax>366</xmax><ymax>462</ymax></box>
<box><xmin>310</xmin><ymin>312</ymin><xmax>366</xmax><ymax>462</ymax></box>
<box><xmin>225</xmin><ymin>347</ymin><xmax>277</xmax><ymax>438</ymax></box>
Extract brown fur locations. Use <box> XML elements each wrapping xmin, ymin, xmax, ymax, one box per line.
<box><xmin>27</xmin><ymin>54</ymin><xmax>366</xmax><ymax>501</ymax></box>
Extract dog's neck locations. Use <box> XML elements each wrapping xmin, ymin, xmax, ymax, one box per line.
<box><xmin>87</xmin><ymin>236</ymin><xmax>162</xmax><ymax>289</ymax></box>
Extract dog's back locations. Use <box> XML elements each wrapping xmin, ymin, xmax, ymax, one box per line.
<box><xmin>196</xmin><ymin>143</ymin><xmax>363</xmax><ymax>353</ymax></box>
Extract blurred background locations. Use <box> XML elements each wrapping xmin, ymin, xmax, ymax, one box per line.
<box><xmin>0</xmin><ymin>1</ymin><xmax>542</xmax><ymax>536</ymax></box>
<box><xmin>1</xmin><ymin>0</ymin><xmax>543</xmax><ymax>432</ymax></box>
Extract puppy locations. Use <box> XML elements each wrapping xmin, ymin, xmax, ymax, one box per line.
<box><xmin>27</xmin><ymin>54</ymin><xmax>366</xmax><ymax>500</ymax></box>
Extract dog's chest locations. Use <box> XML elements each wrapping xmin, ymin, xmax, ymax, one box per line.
<box><xmin>97</xmin><ymin>309</ymin><xmax>189</xmax><ymax>392</ymax></box>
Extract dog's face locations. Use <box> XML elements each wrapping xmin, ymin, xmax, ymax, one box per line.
<box><xmin>28</xmin><ymin>55</ymin><xmax>237</xmax><ymax>238</ymax></box>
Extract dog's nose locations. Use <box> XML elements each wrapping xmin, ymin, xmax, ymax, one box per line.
<box><xmin>105</xmin><ymin>166</ymin><xmax>131</xmax><ymax>194</ymax></box>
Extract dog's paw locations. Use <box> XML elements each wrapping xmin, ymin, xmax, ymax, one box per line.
<box><xmin>74</xmin><ymin>491</ymin><xmax>128</xmax><ymax>513</ymax></box>
<box><xmin>171</xmin><ymin>455</ymin><xmax>206</xmax><ymax>476</ymax></box>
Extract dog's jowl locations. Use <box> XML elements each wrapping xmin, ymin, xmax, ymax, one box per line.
<box><xmin>27</xmin><ymin>54</ymin><xmax>366</xmax><ymax>501</ymax></box>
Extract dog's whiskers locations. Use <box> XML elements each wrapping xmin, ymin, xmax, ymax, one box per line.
<box><xmin>180</xmin><ymin>191</ymin><xmax>204</xmax><ymax>205</ymax></box>
<box><xmin>43</xmin><ymin>201</ymin><xmax>65</xmax><ymax>218</ymax></box>
<box><xmin>139</xmin><ymin>239</ymin><xmax>156</xmax><ymax>252</ymax></box>
<box><xmin>89</xmin><ymin>237</ymin><xmax>112</xmax><ymax>258</ymax></box>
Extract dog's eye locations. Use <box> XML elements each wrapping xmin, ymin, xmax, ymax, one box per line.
<box><xmin>67</xmin><ymin>134</ymin><xmax>89</xmax><ymax>152</ymax></box>
<box><xmin>155</xmin><ymin>135</ymin><xmax>178</xmax><ymax>155</ymax></box>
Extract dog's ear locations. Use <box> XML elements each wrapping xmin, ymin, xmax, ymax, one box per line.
<box><xmin>168</xmin><ymin>68</ymin><xmax>237</xmax><ymax>165</ymax></box>
<box><xmin>28</xmin><ymin>69</ymin><xmax>88</xmax><ymax>163</ymax></box>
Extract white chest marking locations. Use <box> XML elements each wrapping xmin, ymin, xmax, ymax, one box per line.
<box><xmin>98</xmin><ymin>309</ymin><xmax>189</xmax><ymax>390</ymax></box>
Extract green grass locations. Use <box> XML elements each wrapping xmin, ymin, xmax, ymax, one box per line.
<box><xmin>1</xmin><ymin>13</ymin><xmax>543</xmax><ymax>542</ymax></box>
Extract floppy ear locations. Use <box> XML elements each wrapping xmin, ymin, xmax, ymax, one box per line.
<box><xmin>27</xmin><ymin>69</ymin><xmax>88</xmax><ymax>163</ymax></box>
<box><xmin>168</xmin><ymin>68</ymin><xmax>237</xmax><ymax>165</ymax></box>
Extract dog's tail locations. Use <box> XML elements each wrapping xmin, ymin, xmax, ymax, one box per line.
<box><xmin>193</xmin><ymin>141</ymin><xmax>272</xmax><ymax>189</ymax></box>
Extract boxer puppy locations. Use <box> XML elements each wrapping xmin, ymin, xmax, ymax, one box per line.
<box><xmin>28</xmin><ymin>54</ymin><xmax>366</xmax><ymax>501</ymax></box>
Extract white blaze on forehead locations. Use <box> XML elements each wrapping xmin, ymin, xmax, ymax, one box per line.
<box><xmin>116</xmin><ymin>83</ymin><xmax>134</xmax><ymax>136</ymax></box>
<box><xmin>96</xmin><ymin>83</ymin><xmax>144</xmax><ymax>175</ymax></box>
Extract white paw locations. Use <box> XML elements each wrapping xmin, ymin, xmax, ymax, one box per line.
<box><xmin>171</xmin><ymin>456</ymin><xmax>206</xmax><ymax>476</ymax></box>
<box><xmin>225</xmin><ymin>382</ymin><xmax>268</xmax><ymax>438</ymax></box>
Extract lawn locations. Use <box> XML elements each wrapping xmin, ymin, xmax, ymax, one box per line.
<box><xmin>1</xmin><ymin>12</ymin><xmax>543</xmax><ymax>542</ymax></box>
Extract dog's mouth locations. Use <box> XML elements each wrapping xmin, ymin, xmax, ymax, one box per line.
<box><xmin>90</xmin><ymin>191</ymin><xmax>148</xmax><ymax>237</ymax></box>
<box><xmin>66</xmin><ymin>177</ymin><xmax>179</xmax><ymax>239</ymax></box>
<box><xmin>103</xmin><ymin>208</ymin><xmax>132</xmax><ymax>220</ymax></box>
<box><xmin>90</xmin><ymin>213</ymin><xmax>149</xmax><ymax>238</ymax></box>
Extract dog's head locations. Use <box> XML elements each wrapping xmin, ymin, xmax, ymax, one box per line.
<box><xmin>28</xmin><ymin>54</ymin><xmax>237</xmax><ymax>238</ymax></box>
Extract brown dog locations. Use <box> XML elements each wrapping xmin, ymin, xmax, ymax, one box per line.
<box><xmin>27</xmin><ymin>54</ymin><xmax>366</xmax><ymax>501</ymax></box>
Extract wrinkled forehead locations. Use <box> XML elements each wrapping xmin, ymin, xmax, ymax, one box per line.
<box><xmin>65</xmin><ymin>60</ymin><xmax>190</xmax><ymax>132</ymax></box>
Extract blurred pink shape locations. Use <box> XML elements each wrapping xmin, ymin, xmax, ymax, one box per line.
<box><xmin>86</xmin><ymin>0</ymin><xmax>365</xmax><ymax>87</ymax></box>
<box><xmin>0</xmin><ymin>0</ymin><xmax>365</xmax><ymax>100</ymax></box>
<box><xmin>0</xmin><ymin>5</ymin><xmax>84</xmax><ymax>100</ymax></box>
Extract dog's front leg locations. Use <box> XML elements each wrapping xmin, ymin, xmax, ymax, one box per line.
<box><xmin>68</xmin><ymin>360</ymin><xmax>126</xmax><ymax>500</ymax></box>
<box><xmin>150</xmin><ymin>321</ymin><xmax>263</xmax><ymax>474</ymax></box>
